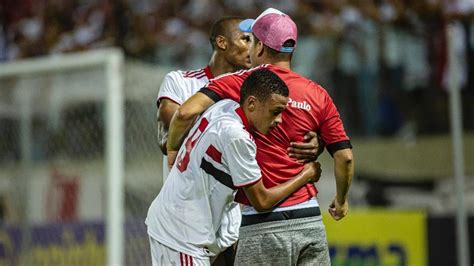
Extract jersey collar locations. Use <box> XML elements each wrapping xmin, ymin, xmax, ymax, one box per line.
<box><xmin>204</xmin><ymin>66</ymin><xmax>214</xmax><ymax>79</ymax></box>
<box><xmin>235</xmin><ymin>107</ymin><xmax>250</xmax><ymax>132</ymax></box>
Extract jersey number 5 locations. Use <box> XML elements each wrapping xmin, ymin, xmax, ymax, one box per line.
<box><xmin>176</xmin><ymin>118</ymin><xmax>209</xmax><ymax>172</ymax></box>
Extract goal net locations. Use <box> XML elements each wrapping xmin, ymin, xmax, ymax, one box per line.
<box><xmin>0</xmin><ymin>49</ymin><xmax>167</xmax><ymax>265</ymax></box>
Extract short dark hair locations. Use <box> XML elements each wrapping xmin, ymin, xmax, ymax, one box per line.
<box><xmin>240</xmin><ymin>69</ymin><xmax>289</xmax><ymax>104</ymax></box>
<box><xmin>209</xmin><ymin>16</ymin><xmax>243</xmax><ymax>50</ymax></box>
<box><xmin>253</xmin><ymin>34</ymin><xmax>294</xmax><ymax>60</ymax></box>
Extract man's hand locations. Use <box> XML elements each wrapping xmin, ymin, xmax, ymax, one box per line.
<box><xmin>167</xmin><ymin>150</ymin><xmax>178</xmax><ymax>170</ymax></box>
<box><xmin>328</xmin><ymin>196</ymin><xmax>348</xmax><ymax>221</ymax></box>
<box><xmin>288</xmin><ymin>131</ymin><xmax>325</xmax><ymax>163</ymax></box>
<box><xmin>303</xmin><ymin>161</ymin><xmax>322</xmax><ymax>183</ymax></box>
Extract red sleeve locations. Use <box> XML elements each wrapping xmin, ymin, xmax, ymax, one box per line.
<box><xmin>204</xmin><ymin>73</ymin><xmax>246</xmax><ymax>102</ymax></box>
<box><xmin>319</xmin><ymin>89</ymin><xmax>352</xmax><ymax>155</ymax></box>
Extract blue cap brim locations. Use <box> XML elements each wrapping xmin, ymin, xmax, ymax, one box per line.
<box><xmin>239</xmin><ymin>19</ymin><xmax>255</xmax><ymax>33</ymax></box>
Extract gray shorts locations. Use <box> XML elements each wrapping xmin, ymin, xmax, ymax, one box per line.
<box><xmin>235</xmin><ymin>216</ymin><xmax>330</xmax><ymax>266</ymax></box>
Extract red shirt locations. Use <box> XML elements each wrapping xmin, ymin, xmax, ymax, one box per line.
<box><xmin>200</xmin><ymin>64</ymin><xmax>351</xmax><ymax>207</ymax></box>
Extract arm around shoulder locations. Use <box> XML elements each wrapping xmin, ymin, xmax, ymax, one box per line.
<box><xmin>167</xmin><ymin>92</ymin><xmax>216</xmax><ymax>151</ymax></box>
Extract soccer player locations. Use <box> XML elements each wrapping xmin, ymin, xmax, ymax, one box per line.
<box><xmin>156</xmin><ymin>17</ymin><xmax>251</xmax><ymax>182</ymax></box>
<box><xmin>167</xmin><ymin>8</ymin><xmax>354</xmax><ymax>265</ymax></box>
<box><xmin>146</xmin><ymin>69</ymin><xmax>322</xmax><ymax>266</ymax></box>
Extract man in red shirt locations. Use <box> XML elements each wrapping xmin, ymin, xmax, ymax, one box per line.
<box><xmin>167</xmin><ymin>8</ymin><xmax>354</xmax><ymax>265</ymax></box>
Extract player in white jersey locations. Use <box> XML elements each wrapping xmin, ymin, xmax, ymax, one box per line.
<box><xmin>155</xmin><ymin>18</ymin><xmax>252</xmax><ymax>265</ymax></box>
<box><xmin>146</xmin><ymin>69</ymin><xmax>322</xmax><ymax>265</ymax></box>
<box><xmin>156</xmin><ymin>17</ymin><xmax>252</xmax><ymax>181</ymax></box>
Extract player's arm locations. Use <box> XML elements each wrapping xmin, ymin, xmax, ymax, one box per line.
<box><xmin>242</xmin><ymin>161</ymin><xmax>321</xmax><ymax>212</ymax></box>
<box><xmin>167</xmin><ymin>92</ymin><xmax>215</xmax><ymax>167</ymax></box>
<box><xmin>157</xmin><ymin>99</ymin><xmax>179</xmax><ymax>155</ymax></box>
<box><xmin>328</xmin><ymin>148</ymin><xmax>353</xmax><ymax>221</ymax></box>
<box><xmin>316</xmin><ymin>88</ymin><xmax>354</xmax><ymax>220</ymax></box>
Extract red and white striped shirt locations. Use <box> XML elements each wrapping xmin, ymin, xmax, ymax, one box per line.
<box><xmin>146</xmin><ymin>100</ymin><xmax>261</xmax><ymax>258</ymax></box>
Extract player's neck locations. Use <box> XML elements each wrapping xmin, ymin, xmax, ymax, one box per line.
<box><xmin>266</xmin><ymin>59</ymin><xmax>291</xmax><ymax>70</ymax></box>
<box><xmin>208</xmin><ymin>53</ymin><xmax>242</xmax><ymax>77</ymax></box>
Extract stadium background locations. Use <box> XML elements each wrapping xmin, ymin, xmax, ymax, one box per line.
<box><xmin>0</xmin><ymin>0</ymin><xmax>473</xmax><ymax>265</ymax></box>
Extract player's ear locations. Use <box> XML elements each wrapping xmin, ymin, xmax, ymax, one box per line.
<box><xmin>257</xmin><ymin>41</ymin><xmax>264</xmax><ymax>57</ymax></box>
<box><xmin>247</xmin><ymin>96</ymin><xmax>256</xmax><ymax>111</ymax></box>
<box><xmin>215</xmin><ymin>35</ymin><xmax>227</xmax><ymax>50</ymax></box>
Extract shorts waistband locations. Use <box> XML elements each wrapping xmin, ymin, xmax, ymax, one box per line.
<box><xmin>241</xmin><ymin>206</ymin><xmax>321</xmax><ymax>227</ymax></box>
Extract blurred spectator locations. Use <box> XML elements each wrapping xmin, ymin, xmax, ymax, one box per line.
<box><xmin>1</xmin><ymin>0</ymin><xmax>473</xmax><ymax>135</ymax></box>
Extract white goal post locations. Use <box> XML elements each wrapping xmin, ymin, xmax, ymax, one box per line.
<box><xmin>0</xmin><ymin>48</ymin><xmax>125</xmax><ymax>266</ymax></box>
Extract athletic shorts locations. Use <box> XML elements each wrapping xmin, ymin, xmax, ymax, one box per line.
<box><xmin>235</xmin><ymin>215</ymin><xmax>330</xmax><ymax>266</ymax></box>
<box><xmin>149</xmin><ymin>237</ymin><xmax>210</xmax><ymax>266</ymax></box>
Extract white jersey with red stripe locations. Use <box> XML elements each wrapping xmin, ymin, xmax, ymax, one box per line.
<box><xmin>157</xmin><ymin>66</ymin><xmax>213</xmax><ymax>107</ymax></box>
<box><xmin>146</xmin><ymin>99</ymin><xmax>261</xmax><ymax>259</ymax></box>
<box><xmin>157</xmin><ymin>66</ymin><xmax>214</xmax><ymax>184</ymax></box>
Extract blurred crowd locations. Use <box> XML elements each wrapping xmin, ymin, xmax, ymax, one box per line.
<box><xmin>1</xmin><ymin>0</ymin><xmax>473</xmax><ymax>136</ymax></box>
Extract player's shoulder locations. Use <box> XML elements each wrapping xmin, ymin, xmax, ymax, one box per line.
<box><xmin>219</xmin><ymin>119</ymin><xmax>252</xmax><ymax>144</ymax></box>
<box><xmin>164</xmin><ymin>67</ymin><xmax>207</xmax><ymax>81</ymax></box>
<box><xmin>295</xmin><ymin>73</ymin><xmax>328</xmax><ymax>94</ymax></box>
<box><xmin>309</xmin><ymin>80</ymin><xmax>329</xmax><ymax>95</ymax></box>
<box><xmin>208</xmin><ymin>101</ymin><xmax>251</xmax><ymax>140</ymax></box>
<box><xmin>226</xmin><ymin>124</ymin><xmax>251</xmax><ymax>141</ymax></box>
<box><xmin>210</xmin><ymin>64</ymin><xmax>270</xmax><ymax>82</ymax></box>
<box><xmin>215</xmin><ymin>123</ymin><xmax>252</xmax><ymax>153</ymax></box>
<box><xmin>180</xmin><ymin>67</ymin><xmax>208</xmax><ymax>80</ymax></box>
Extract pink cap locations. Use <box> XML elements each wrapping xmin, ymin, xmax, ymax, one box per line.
<box><xmin>239</xmin><ymin>8</ymin><xmax>297</xmax><ymax>53</ymax></box>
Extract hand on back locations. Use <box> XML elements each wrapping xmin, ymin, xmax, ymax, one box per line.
<box><xmin>288</xmin><ymin>131</ymin><xmax>325</xmax><ymax>163</ymax></box>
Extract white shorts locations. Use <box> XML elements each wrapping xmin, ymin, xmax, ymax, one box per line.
<box><xmin>149</xmin><ymin>237</ymin><xmax>210</xmax><ymax>266</ymax></box>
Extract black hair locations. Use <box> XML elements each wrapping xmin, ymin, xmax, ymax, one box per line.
<box><xmin>209</xmin><ymin>16</ymin><xmax>244</xmax><ymax>50</ymax></box>
<box><xmin>253</xmin><ymin>34</ymin><xmax>294</xmax><ymax>59</ymax></box>
<box><xmin>240</xmin><ymin>69</ymin><xmax>289</xmax><ymax>105</ymax></box>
